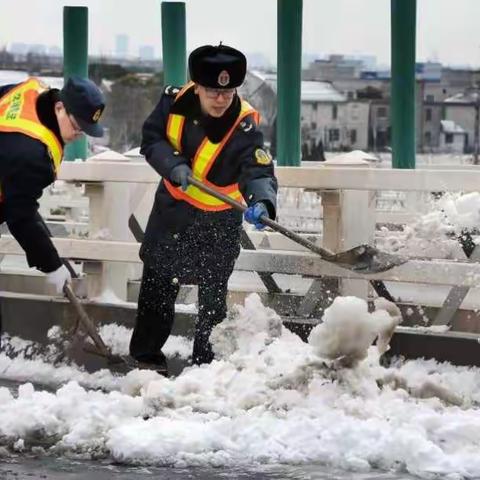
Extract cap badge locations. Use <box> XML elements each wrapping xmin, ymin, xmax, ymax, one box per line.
<box><xmin>217</xmin><ymin>70</ymin><xmax>230</xmax><ymax>87</ymax></box>
<box><xmin>92</xmin><ymin>108</ymin><xmax>103</xmax><ymax>122</ymax></box>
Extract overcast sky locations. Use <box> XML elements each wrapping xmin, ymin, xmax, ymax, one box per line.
<box><xmin>1</xmin><ymin>0</ymin><xmax>479</xmax><ymax>68</ymax></box>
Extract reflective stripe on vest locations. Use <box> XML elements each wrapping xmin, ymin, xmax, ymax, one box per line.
<box><xmin>164</xmin><ymin>84</ymin><xmax>258</xmax><ymax>211</ymax></box>
<box><xmin>0</xmin><ymin>78</ymin><xmax>63</xmax><ymax>173</ymax></box>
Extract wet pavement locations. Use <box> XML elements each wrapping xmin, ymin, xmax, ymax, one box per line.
<box><xmin>0</xmin><ymin>457</ymin><xmax>420</xmax><ymax>480</ymax></box>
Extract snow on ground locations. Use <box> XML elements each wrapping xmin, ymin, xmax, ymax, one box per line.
<box><xmin>0</xmin><ymin>294</ymin><xmax>479</xmax><ymax>478</ymax></box>
<box><xmin>97</xmin><ymin>323</ymin><xmax>192</xmax><ymax>360</ymax></box>
<box><xmin>0</xmin><ymin>330</ymin><xmax>192</xmax><ymax>392</ymax></box>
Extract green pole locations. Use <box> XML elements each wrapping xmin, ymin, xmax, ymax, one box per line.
<box><xmin>63</xmin><ymin>6</ymin><xmax>88</xmax><ymax>161</ymax></box>
<box><xmin>161</xmin><ymin>2</ymin><xmax>186</xmax><ymax>86</ymax></box>
<box><xmin>391</xmin><ymin>0</ymin><xmax>416</xmax><ymax>168</ymax></box>
<box><xmin>277</xmin><ymin>0</ymin><xmax>302</xmax><ymax>166</ymax></box>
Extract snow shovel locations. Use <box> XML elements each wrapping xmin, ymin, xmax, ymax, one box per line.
<box><xmin>40</xmin><ymin>218</ymin><xmax>126</xmax><ymax>366</ymax></box>
<box><xmin>187</xmin><ymin>176</ymin><xmax>406</xmax><ymax>274</ymax></box>
<box><xmin>62</xmin><ymin>282</ymin><xmax>117</xmax><ymax>361</ymax></box>
<box><xmin>55</xmin><ymin>261</ymin><xmax>127</xmax><ymax>366</ymax></box>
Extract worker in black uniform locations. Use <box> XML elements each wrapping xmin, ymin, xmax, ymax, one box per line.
<box><xmin>0</xmin><ymin>76</ymin><xmax>105</xmax><ymax>295</ymax></box>
<box><xmin>129</xmin><ymin>44</ymin><xmax>278</xmax><ymax>373</ymax></box>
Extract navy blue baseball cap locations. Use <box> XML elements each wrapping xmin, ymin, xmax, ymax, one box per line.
<box><xmin>60</xmin><ymin>76</ymin><xmax>105</xmax><ymax>137</ymax></box>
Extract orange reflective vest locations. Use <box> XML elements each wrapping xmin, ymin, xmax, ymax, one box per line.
<box><xmin>164</xmin><ymin>82</ymin><xmax>260</xmax><ymax>211</ymax></box>
<box><xmin>0</xmin><ymin>78</ymin><xmax>63</xmax><ymax>174</ymax></box>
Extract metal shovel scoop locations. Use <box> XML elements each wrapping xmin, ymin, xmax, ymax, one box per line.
<box><xmin>62</xmin><ymin>283</ymin><xmax>125</xmax><ymax>365</ymax></box>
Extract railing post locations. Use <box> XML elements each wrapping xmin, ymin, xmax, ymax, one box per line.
<box><xmin>83</xmin><ymin>152</ymin><xmax>133</xmax><ymax>301</ymax></box>
<box><xmin>83</xmin><ymin>183</ymin><xmax>106</xmax><ymax>298</ymax></box>
<box><xmin>321</xmin><ymin>157</ymin><xmax>376</xmax><ymax>299</ymax></box>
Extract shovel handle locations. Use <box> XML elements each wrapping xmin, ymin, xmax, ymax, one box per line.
<box><xmin>36</xmin><ymin>217</ymin><xmax>136</xmax><ymax>367</ymax></box>
<box><xmin>63</xmin><ymin>283</ymin><xmax>111</xmax><ymax>358</ymax></box>
<box><xmin>39</xmin><ymin>217</ymin><xmax>117</xmax><ymax>360</ymax></box>
<box><xmin>187</xmin><ymin>176</ymin><xmax>336</xmax><ymax>260</ymax></box>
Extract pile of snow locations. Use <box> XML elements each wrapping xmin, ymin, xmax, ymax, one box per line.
<box><xmin>0</xmin><ymin>294</ymin><xmax>479</xmax><ymax>479</ymax></box>
<box><xmin>309</xmin><ymin>296</ymin><xmax>402</xmax><ymax>366</ymax></box>
<box><xmin>325</xmin><ymin>150</ymin><xmax>380</xmax><ymax>164</ymax></box>
<box><xmin>87</xmin><ymin>149</ymin><xmax>129</xmax><ymax>162</ymax></box>
<box><xmin>440</xmin><ymin>192</ymin><xmax>480</xmax><ymax>232</ymax></box>
<box><xmin>98</xmin><ymin>323</ymin><xmax>192</xmax><ymax>360</ymax></box>
<box><xmin>0</xmin><ymin>330</ymin><xmax>192</xmax><ymax>391</ymax></box>
<box><xmin>378</xmin><ymin>192</ymin><xmax>480</xmax><ymax>258</ymax></box>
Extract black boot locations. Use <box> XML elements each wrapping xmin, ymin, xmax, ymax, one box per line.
<box><xmin>122</xmin><ymin>353</ymin><xmax>169</xmax><ymax>377</ymax></box>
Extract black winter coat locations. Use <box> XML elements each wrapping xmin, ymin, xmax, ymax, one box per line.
<box><xmin>140</xmin><ymin>85</ymin><xmax>278</xmax><ymax>253</ymax></box>
<box><xmin>0</xmin><ymin>83</ymin><xmax>64</xmax><ymax>273</ymax></box>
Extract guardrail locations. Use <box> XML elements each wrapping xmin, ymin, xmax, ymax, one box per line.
<box><xmin>3</xmin><ymin>153</ymin><xmax>480</xmax><ymax>366</ymax></box>
<box><xmin>2</xmin><ymin>153</ymin><xmax>480</xmax><ymax>310</ymax></box>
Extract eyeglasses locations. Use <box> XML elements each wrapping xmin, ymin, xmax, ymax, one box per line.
<box><xmin>204</xmin><ymin>87</ymin><xmax>236</xmax><ymax>99</ymax></box>
<box><xmin>69</xmin><ymin>115</ymin><xmax>83</xmax><ymax>135</ymax></box>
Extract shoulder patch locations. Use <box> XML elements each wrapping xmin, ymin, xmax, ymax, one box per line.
<box><xmin>255</xmin><ymin>148</ymin><xmax>272</xmax><ymax>165</ymax></box>
<box><xmin>164</xmin><ymin>85</ymin><xmax>180</xmax><ymax>96</ymax></box>
<box><xmin>239</xmin><ymin>118</ymin><xmax>256</xmax><ymax>134</ymax></box>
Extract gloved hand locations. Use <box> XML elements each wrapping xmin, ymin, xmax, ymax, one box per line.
<box><xmin>170</xmin><ymin>164</ymin><xmax>192</xmax><ymax>191</ymax></box>
<box><xmin>244</xmin><ymin>202</ymin><xmax>269</xmax><ymax>230</ymax></box>
<box><xmin>45</xmin><ymin>264</ymin><xmax>72</xmax><ymax>295</ymax></box>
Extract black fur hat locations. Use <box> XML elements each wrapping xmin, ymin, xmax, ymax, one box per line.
<box><xmin>188</xmin><ymin>44</ymin><xmax>247</xmax><ymax>89</ymax></box>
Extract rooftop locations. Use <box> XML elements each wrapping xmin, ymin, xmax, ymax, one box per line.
<box><xmin>249</xmin><ymin>70</ymin><xmax>346</xmax><ymax>102</ymax></box>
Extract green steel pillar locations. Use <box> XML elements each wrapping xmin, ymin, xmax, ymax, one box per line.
<box><xmin>277</xmin><ymin>0</ymin><xmax>302</xmax><ymax>166</ymax></box>
<box><xmin>391</xmin><ymin>0</ymin><xmax>416</xmax><ymax>168</ymax></box>
<box><xmin>161</xmin><ymin>2</ymin><xmax>186</xmax><ymax>86</ymax></box>
<box><xmin>63</xmin><ymin>6</ymin><xmax>88</xmax><ymax>161</ymax></box>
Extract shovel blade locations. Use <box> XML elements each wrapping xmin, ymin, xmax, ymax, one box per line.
<box><xmin>332</xmin><ymin>245</ymin><xmax>407</xmax><ymax>274</ymax></box>
<box><xmin>82</xmin><ymin>342</ymin><xmax>127</xmax><ymax>365</ymax></box>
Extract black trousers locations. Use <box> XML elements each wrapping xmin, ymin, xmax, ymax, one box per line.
<box><xmin>129</xmin><ymin>211</ymin><xmax>241</xmax><ymax>365</ymax></box>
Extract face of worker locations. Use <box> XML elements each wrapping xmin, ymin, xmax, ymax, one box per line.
<box><xmin>54</xmin><ymin>101</ymin><xmax>84</xmax><ymax>143</ymax></box>
<box><xmin>194</xmin><ymin>84</ymin><xmax>235</xmax><ymax>118</ymax></box>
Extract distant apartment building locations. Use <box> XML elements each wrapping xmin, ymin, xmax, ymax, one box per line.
<box><xmin>239</xmin><ymin>71</ymin><xmax>277</xmax><ymax>140</ymax></box>
<box><xmin>242</xmin><ymin>58</ymin><xmax>479</xmax><ymax>156</ymax></box>
<box><xmin>417</xmin><ymin>69</ymin><xmax>480</xmax><ymax>153</ymax></box>
<box><xmin>47</xmin><ymin>46</ymin><xmax>62</xmax><ymax>57</ymax></box>
<box><xmin>306</xmin><ymin>55</ymin><xmax>480</xmax><ymax>154</ymax></box>
<box><xmin>442</xmin><ymin>89</ymin><xmax>480</xmax><ymax>154</ymax></box>
<box><xmin>115</xmin><ymin>34</ymin><xmax>129</xmax><ymax>58</ymax></box>
<box><xmin>439</xmin><ymin>120</ymin><xmax>468</xmax><ymax>153</ymax></box>
<box><xmin>139</xmin><ymin>45</ymin><xmax>155</xmax><ymax>61</ymax></box>
<box><xmin>242</xmin><ymin>71</ymin><xmax>369</xmax><ymax>156</ymax></box>
<box><xmin>299</xmin><ymin>81</ymin><xmax>369</xmax><ymax>151</ymax></box>
<box><xmin>8</xmin><ymin>42</ymin><xmax>53</xmax><ymax>61</ymax></box>
<box><xmin>8</xmin><ymin>42</ymin><xmax>30</xmax><ymax>55</ymax></box>
<box><xmin>304</xmin><ymin>54</ymin><xmax>365</xmax><ymax>81</ymax></box>
<box><xmin>420</xmin><ymin>100</ymin><xmax>444</xmax><ymax>152</ymax></box>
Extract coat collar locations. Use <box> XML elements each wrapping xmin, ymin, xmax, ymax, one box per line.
<box><xmin>36</xmin><ymin>89</ymin><xmax>64</xmax><ymax>147</ymax></box>
<box><xmin>171</xmin><ymin>86</ymin><xmax>241</xmax><ymax>143</ymax></box>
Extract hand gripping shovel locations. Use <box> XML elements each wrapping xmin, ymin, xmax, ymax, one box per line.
<box><xmin>187</xmin><ymin>176</ymin><xmax>406</xmax><ymax>274</ymax></box>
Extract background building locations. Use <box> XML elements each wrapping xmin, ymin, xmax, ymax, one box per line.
<box><xmin>115</xmin><ymin>34</ymin><xmax>129</xmax><ymax>58</ymax></box>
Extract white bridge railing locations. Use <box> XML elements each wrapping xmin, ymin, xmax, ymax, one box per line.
<box><xmin>1</xmin><ymin>153</ymin><xmax>480</xmax><ymax>309</ymax></box>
